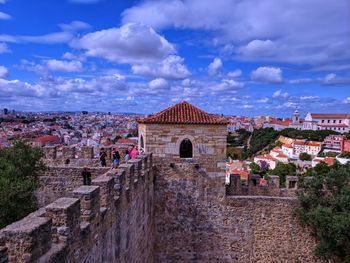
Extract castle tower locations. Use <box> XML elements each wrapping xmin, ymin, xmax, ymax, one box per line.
<box><xmin>137</xmin><ymin>101</ymin><xmax>228</xmax><ymax>176</ymax></box>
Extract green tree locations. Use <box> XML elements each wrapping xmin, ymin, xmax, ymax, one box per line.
<box><xmin>0</xmin><ymin>140</ymin><xmax>45</xmax><ymax>228</ymax></box>
<box><xmin>268</xmin><ymin>162</ymin><xmax>296</xmax><ymax>187</ymax></box>
<box><xmin>295</xmin><ymin>163</ymin><xmax>350</xmax><ymax>262</ymax></box>
<box><xmin>249</xmin><ymin>162</ymin><xmax>261</xmax><ymax>174</ymax></box>
<box><xmin>299</xmin><ymin>152</ymin><xmax>311</xmax><ymax>161</ymax></box>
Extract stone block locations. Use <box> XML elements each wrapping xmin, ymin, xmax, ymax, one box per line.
<box><xmin>73</xmin><ymin>186</ymin><xmax>100</xmax><ymax>222</ymax></box>
<box><xmin>2</xmin><ymin>216</ymin><xmax>52</xmax><ymax>262</ymax></box>
<box><xmin>92</xmin><ymin>175</ymin><xmax>114</xmax><ymax>208</ymax></box>
<box><xmin>44</xmin><ymin>146</ymin><xmax>57</xmax><ymax>159</ymax></box>
<box><xmin>45</xmin><ymin>197</ymin><xmax>80</xmax><ymax>243</ymax></box>
<box><xmin>81</xmin><ymin>146</ymin><xmax>94</xmax><ymax>159</ymax></box>
<box><xmin>62</xmin><ymin>147</ymin><xmax>75</xmax><ymax>159</ymax></box>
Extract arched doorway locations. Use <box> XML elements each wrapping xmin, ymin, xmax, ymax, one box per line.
<box><xmin>180</xmin><ymin>139</ymin><xmax>193</xmax><ymax>158</ymax></box>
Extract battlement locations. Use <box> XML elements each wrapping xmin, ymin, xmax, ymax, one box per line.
<box><xmin>43</xmin><ymin>145</ymin><xmax>132</xmax><ymax>167</ymax></box>
<box><xmin>225</xmin><ymin>173</ymin><xmax>299</xmax><ymax>197</ymax></box>
<box><xmin>0</xmin><ymin>153</ymin><xmax>154</xmax><ymax>263</ymax></box>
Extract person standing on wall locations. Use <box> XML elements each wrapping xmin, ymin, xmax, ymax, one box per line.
<box><xmin>99</xmin><ymin>149</ymin><xmax>107</xmax><ymax>167</ymax></box>
<box><xmin>124</xmin><ymin>149</ymin><xmax>130</xmax><ymax>164</ymax></box>
<box><xmin>112</xmin><ymin>148</ymin><xmax>120</xmax><ymax>168</ymax></box>
<box><xmin>81</xmin><ymin>166</ymin><xmax>91</xmax><ymax>185</ymax></box>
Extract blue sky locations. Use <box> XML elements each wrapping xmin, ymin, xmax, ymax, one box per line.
<box><xmin>0</xmin><ymin>0</ymin><xmax>349</xmax><ymax>117</ymax></box>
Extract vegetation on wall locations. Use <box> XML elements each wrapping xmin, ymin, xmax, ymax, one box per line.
<box><xmin>295</xmin><ymin>163</ymin><xmax>350</xmax><ymax>262</ymax></box>
<box><xmin>0</xmin><ymin>140</ymin><xmax>45</xmax><ymax>228</ymax></box>
<box><xmin>268</xmin><ymin>162</ymin><xmax>296</xmax><ymax>187</ymax></box>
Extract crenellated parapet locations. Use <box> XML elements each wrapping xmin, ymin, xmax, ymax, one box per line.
<box><xmin>225</xmin><ymin>174</ymin><xmax>299</xmax><ymax>197</ymax></box>
<box><xmin>0</xmin><ymin>153</ymin><xmax>154</xmax><ymax>263</ymax></box>
<box><xmin>42</xmin><ymin>145</ymin><xmax>133</xmax><ymax>167</ymax></box>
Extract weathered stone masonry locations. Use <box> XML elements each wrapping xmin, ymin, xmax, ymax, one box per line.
<box><xmin>0</xmin><ymin>153</ymin><xmax>154</xmax><ymax>263</ymax></box>
<box><xmin>153</xmin><ymin>162</ymin><xmax>319</xmax><ymax>263</ymax></box>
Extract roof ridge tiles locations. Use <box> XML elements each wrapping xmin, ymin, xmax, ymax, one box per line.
<box><xmin>138</xmin><ymin>101</ymin><xmax>228</xmax><ymax>125</ymax></box>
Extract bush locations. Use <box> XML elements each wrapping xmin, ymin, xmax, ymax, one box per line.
<box><xmin>0</xmin><ymin>140</ymin><xmax>45</xmax><ymax>228</ymax></box>
<box><xmin>295</xmin><ymin>163</ymin><xmax>350</xmax><ymax>262</ymax></box>
<box><xmin>299</xmin><ymin>152</ymin><xmax>311</xmax><ymax>161</ymax></box>
<box><xmin>339</xmin><ymin>152</ymin><xmax>350</xmax><ymax>159</ymax></box>
<box><xmin>268</xmin><ymin>162</ymin><xmax>296</xmax><ymax>187</ymax></box>
<box><xmin>279</xmin><ymin>128</ymin><xmax>339</xmax><ymax>141</ymax></box>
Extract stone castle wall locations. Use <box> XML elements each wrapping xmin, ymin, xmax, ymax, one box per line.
<box><xmin>226</xmin><ymin>173</ymin><xmax>299</xmax><ymax>197</ymax></box>
<box><xmin>36</xmin><ymin>166</ymin><xmax>110</xmax><ymax>207</ymax></box>
<box><xmin>139</xmin><ymin>124</ymin><xmax>227</xmax><ymax>176</ymax></box>
<box><xmin>153</xmin><ymin>161</ymin><xmax>319</xmax><ymax>263</ymax></box>
<box><xmin>37</xmin><ymin>145</ymin><xmax>136</xmax><ymax>207</ymax></box>
<box><xmin>0</xmin><ymin>154</ymin><xmax>154</xmax><ymax>263</ymax></box>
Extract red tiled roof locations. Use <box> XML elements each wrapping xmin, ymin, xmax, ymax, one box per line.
<box><xmin>283</xmin><ymin>144</ymin><xmax>293</xmax><ymax>149</ymax></box>
<box><xmin>269</xmin><ymin>119</ymin><xmax>292</xmax><ymax>126</ymax></box>
<box><xmin>323</xmin><ymin>157</ymin><xmax>335</xmax><ymax>165</ymax></box>
<box><xmin>117</xmin><ymin>138</ymin><xmax>135</xmax><ymax>144</ymax></box>
<box><xmin>34</xmin><ymin>135</ymin><xmax>60</xmax><ymax>143</ymax></box>
<box><xmin>310</xmin><ymin>113</ymin><xmax>350</xmax><ymax>119</ymax></box>
<box><xmin>138</xmin><ymin>101</ymin><xmax>228</xmax><ymax>125</ymax></box>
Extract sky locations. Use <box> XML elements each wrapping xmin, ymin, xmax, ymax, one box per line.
<box><xmin>0</xmin><ymin>0</ymin><xmax>349</xmax><ymax>117</ymax></box>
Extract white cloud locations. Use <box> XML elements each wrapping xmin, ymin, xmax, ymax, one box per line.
<box><xmin>0</xmin><ymin>65</ymin><xmax>8</xmax><ymax>78</ymax></box>
<box><xmin>0</xmin><ymin>32</ymin><xmax>73</xmax><ymax>44</ymax></box>
<box><xmin>149</xmin><ymin>78</ymin><xmax>168</xmax><ymax>89</ymax></box>
<box><xmin>0</xmin><ymin>21</ymin><xmax>90</xmax><ymax>44</ymax></box>
<box><xmin>289</xmin><ymin>78</ymin><xmax>313</xmax><ymax>84</ymax></box>
<box><xmin>0</xmin><ymin>42</ymin><xmax>9</xmax><ymax>54</ymax></box>
<box><xmin>45</xmin><ymin>59</ymin><xmax>83</xmax><ymax>72</ymax></box>
<box><xmin>132</xmin><ymin>55</ymin><xmax>190</xmax><ymax>79</ymax></box>
<box><xmin>122</xmin><ymin>0</ymin><xmax>350</xmax><ymax>65</ymax></box>
<box><xmin>300</xmin><ymin>96</ymin><xmax>319</xmax><ymax>101</ymax></box>
<box><xmin>71</xmin><ymin>23</ymin><xmax>175</xmax><ymax>64</ymax></box>
<box><xmin>257</xmin><ymin>97</ymin><xmax>269</xmax><ymax>103</ymax></box>
<box><xmin>0</xmin><ymin>11</ymin><xmax>10</xmax><ymax>20</ymax></box>
<box><xmin>227</xmin><ymin>69</ymin><xmax>242</xmax><ymax>78</ymax></box>
<box><xmin>207</xmin><ymin>57</ymin><xmax>222</xmax><ymax>76</ymax></box>
<box><xmin>322</xmin><ymin>73</ymin><xmax>350</xmax><ymax>85</ymax></box>
<box><xmin>238</xmin><ymin>39</ymin><xmax>275</xmax><ymax>57</ymax></box>
<box><xmin>272</xmin><ymin>89</ymin><xmax>288</xmax><ymax>98</ymax></box>
<box><xmin>58</xmin><ymin>21</ymin><xmax>91</xmax><ymax>31</ymax></box>
<box><xmin>343</xmin><ymin>97</ymin><xmax>350</xmax><ymax>104</ymax></box>
<box><xmin>212</xmin><ymin>79</ymin><xmax>244</xmax><ymax>91</ymax></box>
<box><xmin>251</xmin><ymin>66</ymin><xmax>282</xmax><ymax>83</ymax></box>
<box><xmin>243</xmin><ymin>104</ymin><xmax>253</xmax><ymax>109</ymax></box>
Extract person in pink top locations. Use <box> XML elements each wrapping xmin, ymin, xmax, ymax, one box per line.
<box><xmin>130</xmin><ymin>146</ymin><xmax>139</xmax><ymax>159</ymax></box>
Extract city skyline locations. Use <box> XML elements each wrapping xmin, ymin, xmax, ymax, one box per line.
<box><xmin>0</xmin><ymin>0</ymin><xmax>349</xmax><ymax>116</ymax></box>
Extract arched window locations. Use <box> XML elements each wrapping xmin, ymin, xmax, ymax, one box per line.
<box><xmin>180</xmin><ymin>139</ymin><xmax>193</xmax><ymax>158</ymax></box>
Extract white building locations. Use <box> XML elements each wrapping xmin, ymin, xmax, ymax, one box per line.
<box><xmin>303</xmin><ymin>113</ymin><xmax>350</xmax><ymax>133</ymax></box>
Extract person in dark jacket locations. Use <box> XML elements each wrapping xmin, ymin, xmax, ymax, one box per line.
<box><xmin>99</xmin><ymin>149</ymin><xmax>107</xmax><ymax>167</ymax></box>
<box><xmin>112</xmin><ymin>149</ymin><xmax>120</xmax><ymax>168</ymax></box>
<box><xmin>81</xmin><ymin>166</ymin><xmax>91</xmax><ymax>185</ymax></box>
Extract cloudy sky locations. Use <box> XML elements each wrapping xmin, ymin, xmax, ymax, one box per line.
<box><xmin>0</xmin><ymin>0</ymin><xmax>349</xmax><ymax>116</ymax></box>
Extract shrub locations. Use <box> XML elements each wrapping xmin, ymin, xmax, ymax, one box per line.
<box><xmin>295</xmin><ymin>163</ymin><xmax>350</xmax><ymax>262</ymax></box>
<box><xmin>0</xmin><ymin>140</ymin><xmax>45</xmax><ymax>228</ymax></box>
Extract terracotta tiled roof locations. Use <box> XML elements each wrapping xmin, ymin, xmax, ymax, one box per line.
<box><xmin>269</xmin><ymin>119</ymin><xmax>292</xmax><ymax>126</ymax></box>
<box><xmin>138</xmin><ymin>101</ymin><xmax>228</xmax><ymax>125</ymax></box>
<box><xmin>117</xmin><ymin>138</ymin><xmax>136</xmax><ymax>144</ymax></box>
<box><xmin>34</xmin><ymin>135</ymin><xmax>60</xmax><ymax>143</ymax></box>
<box><xmin>310</xmin><ymin>113</ymin><xmax>350</xmax><ymax>119</ymax></box>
